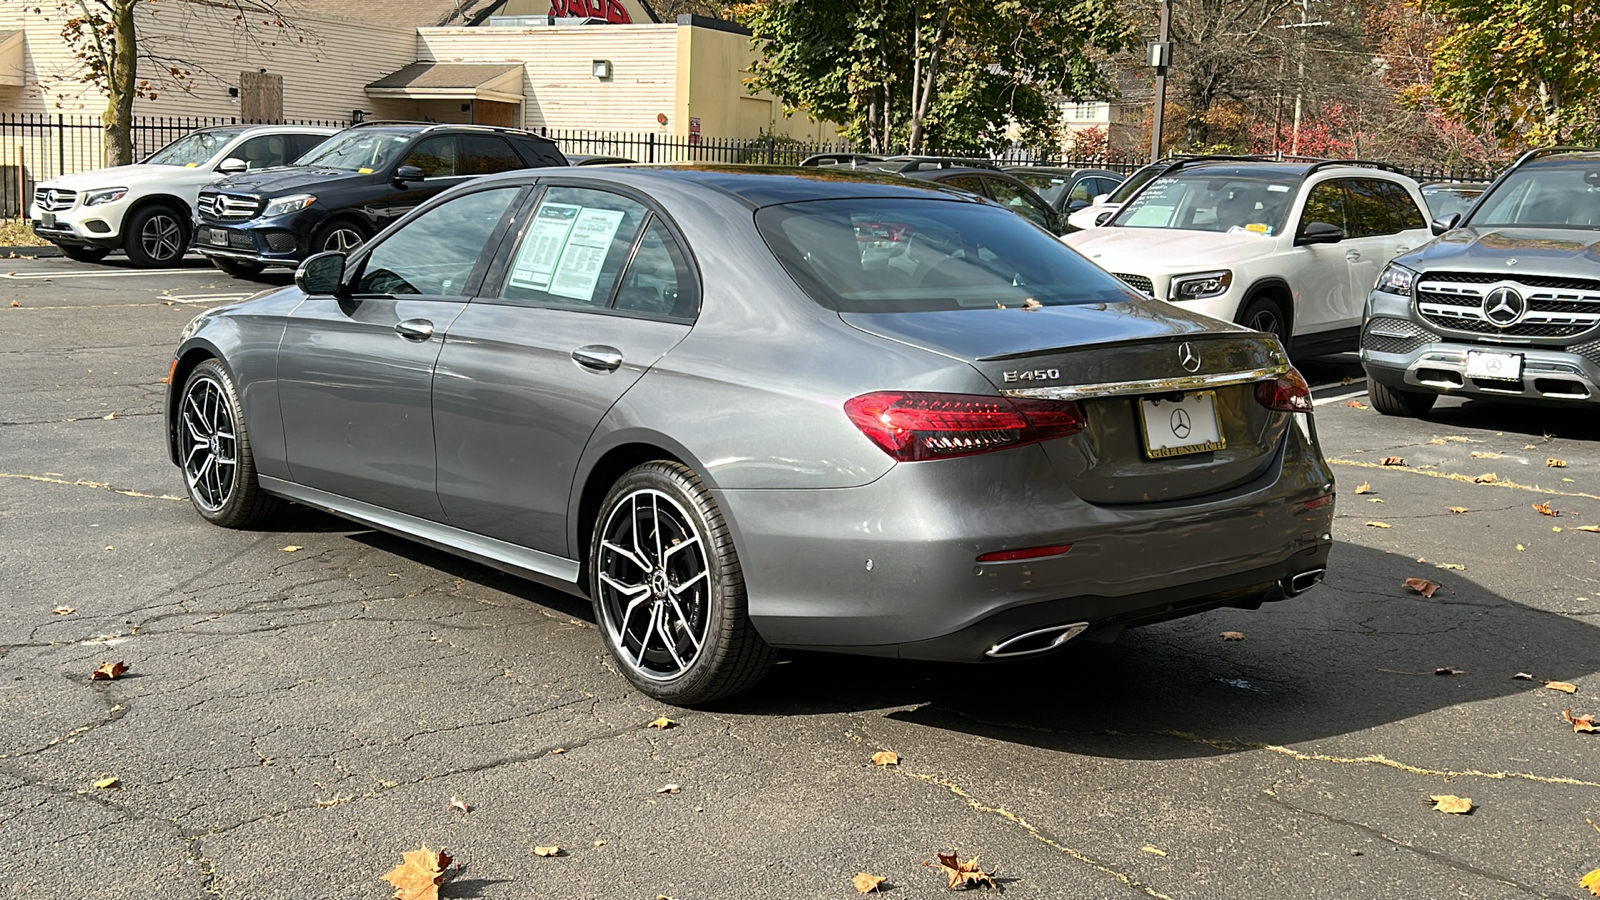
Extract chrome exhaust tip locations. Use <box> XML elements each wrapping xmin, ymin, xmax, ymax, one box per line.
<box><xmin>1284</xmin><ymin>568</ymin><xmax>1326</xmax><ymax>596</ymax></box>
<box><xmin>985</xmin><ymin>622</ymin><xmax>1090</xmax><ymax>659</ymax></box>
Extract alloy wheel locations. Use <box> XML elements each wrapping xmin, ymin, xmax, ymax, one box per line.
<box><xmin>322</xmin><ymin>227</ymin><xmax>364</xmax><ymax>253</ymax></box>
<box><xmin>1247</xmin><ymin>307</ymin><xmax>1283</xmax><ymax>340</ymax></box>
<box><xmin>179</xmin><ymin>374</ymin><xmax>238</xmax><ymax>511</ymax></box>
<box><xmin>596</xmin><ymin>489</ymin><xmax>711</xmax><ymax>682</ymax></box>
<box><xmin>141</xmin><ymin>212</ymin><xmax>184</xmax><ymax>263</ymax></box>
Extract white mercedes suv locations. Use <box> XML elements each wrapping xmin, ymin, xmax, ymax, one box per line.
<box><xmin>1063</xmin><ymin>159</ymin><xmax>1433</xmax><ymax>355</ymax></box>
<box><xmin>29</xmin><ymin>124</ymin><xmax>336</xmax><ymax>267</ymax></box>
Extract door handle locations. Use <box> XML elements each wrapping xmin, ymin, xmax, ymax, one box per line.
<box><xmin>395</xmin><ymin>318</ymin><xmax>435</xmax><ymax>341</ymax></box>
<box><xmin>572</xmin><ymin>345</ymin><xmax>623</xmax><ymax>372</ymax></box>
<box><xmin>1345</xmin><ymin>249</ymin><xmax>1362</xmax><ymax>261</ymax></box>
<box><xmin>1395</xmin><ymin>246</ymin><xmax>1411</xmax><ymax>255</ymax></box>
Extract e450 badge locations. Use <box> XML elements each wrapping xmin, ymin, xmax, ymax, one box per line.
<box><xmin>1002</xmin><ymin>368</ymin><xmax>1061</xmax><ymax>383</ymax></box>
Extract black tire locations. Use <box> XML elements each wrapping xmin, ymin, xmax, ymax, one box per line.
<box><xmin>1237</xmin><ymin>295</ymin><xmax>1291</xmax><ymax>349</ymax></box>
<box><xmin>589</xmin><ymin>461</ymin><xmax>775</xmax><ymax>705</ymax></box>
<box><xmin>313</xmin><ymin>220</ymin><xmax>370</xmax><ymax>254</ymax></box>
<box><xmin>176</xmin><ymin>359</ymin><xmax>283</xmax><ymax>528</ymax></box>
<box><xmin>122</xmin><ymin>204</ymin><xmax>188</xmax><ymax>267</ymax></box>
<box><xmin>1368</xmin><ymin>379</ymin><xmax>1438</xmax><ymax>418</ymax></box>
<box><xmin>209</xmin><ymin>256</ymin><xmax>266</xmax><ymax>279</ymax></box>
<box><xmin>58</xmin><ymin>244</ymin><xmax>110</xmax><ymax>263</ymax></box>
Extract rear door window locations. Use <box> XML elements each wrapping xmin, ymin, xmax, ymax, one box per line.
<box><xmin>497</xmin><ymin>186</ymin><xmax>650</xmax><ymax>309</ymax></box>
<box><xmin>402</xmin><ymin>136</ymin><xmax>459</xmax><ymax>177</ymax></box>
<box><xmin>459</xmin><ymin>135</ymin><xmax>524</xmax><ymax>176</ymax></box>
<box><xmin>1345</xmin><ymin>179</ymin><xmax>1395</xmax><ymax>237</ymax></box>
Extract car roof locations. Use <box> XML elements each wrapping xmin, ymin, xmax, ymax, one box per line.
<box><xmin>902</xmin><ymin>166</ymin><xmax>1003</xmax><ymax>180</ymax></box>
<box><xmin>237</xmin><ymin>123</ymin><xmax>341</xmax><ymax>134</ymax></box>
<box><xmin>469</xmin><ymin>163</ymin><xmax>988</xmax><ymax>208</ymax></box>
<box><xmin>339</xmin><ymin>121</ymin><xmax>558</xmax><ymax>144</ymax></box>
<box><xmin>1525</xmin><ymin>151</ymin><xmax>1600</xmax><ymax>166</ymax></box>
<box><xmin>1004</xmin><ymin>166</ymin><xmax>1120</xmax><ymax>179</ymax></box>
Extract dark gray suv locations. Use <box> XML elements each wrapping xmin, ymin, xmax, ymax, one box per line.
<box><xmin>1361</xmin><ymin>148</ymin><xmax>1600</xmax><ymax>415</ymax></box>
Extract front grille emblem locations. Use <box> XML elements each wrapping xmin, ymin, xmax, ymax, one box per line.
<box><xmin>1178</xmin><ymin>342</ymin><xmax>1201</xmax><ymax>373</ymax></box>
<box><xmin>1482</xmin><ymin>285</ymin><xmax>1527</xmax><ymax>327</ymax></box>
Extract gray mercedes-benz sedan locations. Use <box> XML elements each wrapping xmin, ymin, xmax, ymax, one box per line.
<box><xmin>165</xmin><ymin>165</ymin><xmax>1336</xmax><ymax>705</ymax></box>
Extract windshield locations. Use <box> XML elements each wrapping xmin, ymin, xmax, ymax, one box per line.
<box><xmin>144</xmin><ymin>129</ymin><xmax>242</xmax><ymax>167</ymax></box>
<box><xmin>1111</xmin><ymin>171</ymin><xmax>1297</xmax><ymax>235</ymax></box>
<box><xmin>297</xmin><ymin>129</ymin><xmax>415</xmax><ymax>171</ymax></box>
<box><xmin>1467</xmin><ymin>164</ymin><xmax>1600</xmax><ymax>228</ymax></box>
<box><xmin>756</xmin><ymin>197</ymin><xmax>1141</xmax><ymax>313</ymax></box>
<box><xmin>1422</xmin><ymin>185</ymin><xmax>1485</xmax><ymax>221</ymax></box>
<box><xmin>1106</xmin><ymin>163</ymin><xmax>1163</xmax><ymax>204</ymax></box>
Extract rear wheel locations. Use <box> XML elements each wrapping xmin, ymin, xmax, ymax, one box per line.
<box><xmin>123</xmin><ymin>204</ymin><xmax>188</xmax><ymax>267</ymax></box>
<box><xmin>58</xmin><ymin>245</ymin><xmax>110</xmax><ymax>263</ymax></box>
<box><xmin>209</xmin><ymin>256</ymin><xmax>266</xmax><ymax>279</ymax></box>
<box><xmin>177</xmin><ymin>359</ymin><xmax>283</xmax><ymax>528</ymax></box>
<box><xmin>1368</xmin><ymin>379</ymin><xmax>1438</xmax><ymax>418</ymax></box>
<box><xmin>589</xmin><ymin>461</ymin><xmax>775</xmax><ymax>705</ymax></box>
<box><xmin>314</xmin><ymin>220</ymin><xmax>369</xmax><ymax>254</ymax></box>
<box><xmin>1237</xmin><ymin>295</ymin><xmax>1290</xmax><ymax>349</ymax></box>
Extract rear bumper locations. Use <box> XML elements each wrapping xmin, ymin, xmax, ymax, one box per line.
<box><xmin>719</xmin><ymin>421</ymin><xmax>1335</xmax><ymax>660</ymax></box>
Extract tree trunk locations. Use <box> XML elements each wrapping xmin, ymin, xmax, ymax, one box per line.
<box><xmin>104</xmin><ymin>0</ymin><xmax>137</xmax><ymax>167</ymax></box>
<box><xmin>907</xmin><ymin>3</ymin><xmax>952</xmax><ymax>154</ymax></box>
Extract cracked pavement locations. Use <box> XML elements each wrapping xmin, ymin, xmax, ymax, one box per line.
<box><xmin>2</xmin><ymin>256</ymin><xmax>1599</xmax><ymax>898</ymax></box>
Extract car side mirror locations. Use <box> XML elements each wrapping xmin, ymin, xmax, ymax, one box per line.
<box><xmin>1430</xmin><ymin>213</ymin><xmax>1460</xmax><ymax>236</ymax></box>
<box><xmin>1066</xmin><ymin>199</ymin><xmax>1090</xmax><ymax>212</ymax></box>
<box><xmin>1297</xmin><ymin>221</ymin><xmax>1345</xmax><ymax>245</ymax></box>
<box><xmin>296</xmin><ymin>251</ymin><xmax>347</xmax><ymax>296</ymax></box>
<box><xmin>392</xmin><ymin>165</ymin><xmax>424</xmax><ymax>184</ymax></box>
<box><xmin>216</xmin><ymin>157</ymin><xmax>248</xmax><ymax>175</ymax></box>
<box><xmin>1094</xmin><ymin>210</ymin><xmax>1114</xmax><ymax>227</ymax></box>
<box><xmin>1091</xmin><ymin>193</ymin><xmax>1110</xmax><ymax>204</ymax></box>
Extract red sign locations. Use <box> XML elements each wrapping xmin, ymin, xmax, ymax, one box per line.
<box><xmin>549</xmin><ymin>0</ymin><xmax>633</xmax><ymax>23</ymax></box>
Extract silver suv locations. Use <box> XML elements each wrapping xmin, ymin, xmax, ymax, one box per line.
<box><xmin>1361</xmin><ymin>148</ymin><xmax>1600</xmax><ymax>415</ymax></box>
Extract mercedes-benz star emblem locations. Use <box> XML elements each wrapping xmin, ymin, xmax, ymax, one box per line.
<box><xmin>1177</xmin><ymin>342</ymin><xmax>1201</xmax><ymax>373</ymax></box>
<box><xmin>1169</xmin><ymin>407</ymin><xmax>1192</xmax><ymax>440</ymax></box>
<box><xmin>1482</xmin><ymin>285</ymin><xmax>1527</xmax><ymax>327</ymax></box>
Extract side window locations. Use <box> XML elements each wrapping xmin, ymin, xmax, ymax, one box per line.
<box><xmin>1299</xmin><ymin>181</ymin><xmax>1347</xmax><ymax>235</ymax></box>
<box><xmin>1345</xmin><ymin>179</ymin><xmax>1394</xmax><ymax>237</ymax></box>
<box><xmin>1093</xmin><ymin>177</ymin><xmax>1120</xmax><ymax>197</ymax></box>
<box><xmin>613</xmin><ymin>218</ymin><xmax>699</xmax><ymax>319</ymax></box>
<box><xmin>940</xmin><ymin>175</ymin><xmax>986</xmax><ymax>194</ymax></box>
<box><xmin>289</xmin><ymin>133</ymin><xmax>330</xmax><ymax>162</ymax></box>
<box><xmin>231</xmin><ymin>135</ymin><xmax>290</xmax><ymax>169</ymax></box>
<box><xmin>1377</xmin><ymin>180</ymin><xmax>1427</xmax><ymax>230</ymax></box>
<box><xmin>1066</xmin><ymin>178</ymin><xmax>1095</xmax><ymax>205</ymax></box>
<box><xmin>355</xmin><ymin>187</ymin><xmax>520</xmax><ymax>296</ymax></box>
<box><xmin>401</xmin><ymin>136</ymin><xmax>458</xmax><ymax>177</ymax></box>
<box><xmin>498</xmin><ymin>186</ymin><xmax>650</xmax><ymax>309</ymax></box>
<box><xmin>459</xmin><ymin>135</ymin><xmax>523</xmax><ymax>176</ymax></box>
<box><xmin>986</xmin><ymin>178</ymin><xmax>1054</xmax><ymax>230</ymax></box>
<box><xmin>526</xmin><ymin>143</ymin><xmax>568</xmax><ymax>167</ymax></box>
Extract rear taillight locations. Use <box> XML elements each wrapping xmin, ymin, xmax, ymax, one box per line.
<box><xmin>1255</xmin><ymin>367</ymin><xmax>1313</xmax><ymax>413</ymax></box>
<box><xmin>844</xmin><ymin>391</ymin><xmax>1084</xmax><ymax>462</ymax></box>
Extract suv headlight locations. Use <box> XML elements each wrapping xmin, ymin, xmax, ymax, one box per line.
<box><xmin>1375</xmin><ymin>262</ymin><xmax>1418</xmax><ymax>295</ymax></box>
<box><xmin>262</xmin><ymin>194</ymin><xmax>316</xmax><ymax>217</ymax></box>
<box><xmin>1169</xmin><ymin>270</ymin><xmax>1233</xmax><ymax>301</ymax></box>
<box><xmin>84</xmin><ymin>187</ymin><xmax>128</xmax><ymax>206</ymax></box>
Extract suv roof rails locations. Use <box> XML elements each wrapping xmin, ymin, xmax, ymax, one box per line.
<box><xmin>1508</xmin><ymin>145</ymin><xmax>1600</xmax><ymax>169</ymax></box>
<box><xmin>345</xmin><ymin>119</ymin><xmax>553</xmax><ymax>141</ymax></box>
<box><xmin>880</xmin><ymin>155</ymin><xmax>1001</xmax><ymax>172</ymax></box>
<box><xmin>1303</xmin><ymin>158</ymin><xmax>1406</xmax><ymax>176</ymax></box>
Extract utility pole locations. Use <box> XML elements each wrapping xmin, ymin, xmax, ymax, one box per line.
<box><xmin>1148</xmin><ymin>0</ymin><xmax>1172</xmax><ymax>160</ymax></box>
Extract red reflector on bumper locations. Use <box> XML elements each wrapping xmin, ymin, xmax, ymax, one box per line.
<box><xmin>976</xmin><ymin>543</ymin><xmax>1074</xmax><ymax>563</ymax></box>
<box><xmin>1300</xmin><ymin>493</ymin><xmax>1335</xmax><ymax>511</ymax></box>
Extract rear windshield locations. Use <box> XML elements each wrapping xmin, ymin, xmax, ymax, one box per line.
<box><xmin>1468</xmin><ymin>163</ymin><xmax>1600</xmax><ymax>229</ymax></box>
<box><xmin>756</xmin><ymin>197</ymin><xmax>1142</xmax><ymax>313</ymax></box>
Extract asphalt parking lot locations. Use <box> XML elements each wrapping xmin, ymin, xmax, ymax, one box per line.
<box><xmin>3</xmin><ymin>254</ymin><xmax>1599</xmax><ymax>899</ymax></box>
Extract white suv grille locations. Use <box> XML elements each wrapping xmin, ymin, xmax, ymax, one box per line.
<box><xmin>34</xmin><ymin>188</ymin><xmax>76</xmax><ymax>212</ymax></box>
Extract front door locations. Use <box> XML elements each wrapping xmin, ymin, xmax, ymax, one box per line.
<box><xmin>1290</xmin><ymin>179</ymin><xmax>1352</xmax><ymax>338</ymax></box>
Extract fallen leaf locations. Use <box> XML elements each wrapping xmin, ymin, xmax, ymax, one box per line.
<box><xmin>382</xmin><ymin>845</ymin><xmax>452</xmax><ymax>900</ymax></box>
<box><xmin>1474</xmin><ymin>473</ymin><xmax>1498</xmax><ymax>483</ymax></box>
<box><xmin>533</xmin><ymin>846</ymin><xmax>563</xmax><ymax>857</ymax></box>
<box><xmin>1582</xmin><ymin>867</ymin><xmax>1600</xmax><ymax>897</ymax></box>
<box><xmin>91</xmin><ymin>661</ymin><xmax>128</xmax><ymax>681</ymax></box>
<box><xmin>281</xmin><ymin>545</ymin><xmax>302</xmax><ymax>552</ymax></box>
<box><xmin>935</xmin><ymin>853</ymin><xmax>998</xmax><ymax>891</ymax></box>
<box><xmin>1022</xmin><ymin>297</ymin><xmax>1043</xmax><ymax>311</ymax></box>
<box><xmin>53</xmin><ymin>606</ymin><xmax>75</xmax><ymax>615</ymax></box>
<box><xmin>1547</xmin><ymin>681</ymin><xmax>1579</xmax><ymax>694</ymax></box>
<box><xmin>1513</xmin><ymin>672</ymin><xmax>1534</xmax><ymax>680</ymax></box>
<box><xmin>1354</xmin><ymin>482</ymin><xmax>1372</xmax><ymax>494</ymax></box>
<box><xmin>1365</xmin><ymin>521</ymin><xmax>1392</xmax><ymax>528</ymax></box>
<box><xmin>1549</xmin><ymin>458</ymin><xmax>1569</xmax><ymax>468</ymax></box>
<box><xmin>1141</xmin><ymin>845</ymin><xmax>1167</xmax><ymax>856</ymax></box>
<box><xmin>853</xmin><ymin>872</ymin><xmax>888</xmax><ymax>893</ymax></box>
<box><xmin>1534</xmin><ymin>501</ymin><xmax>1559</xmax><ymax>517</ymax></box>
<box><xmin>1346</xmin><ymin>400</ymin><xmax>1368</xmax><ymax>409</ymax></box>
<box><xmin>93</xmin><ymin>776</ymin><xmax>118</xmax><ymax>789</ymax></box>
<box><xmin>1341</xmin><ymin>375</ymin><xmax>1354</xmax><ymax>385</ymax></box>
<box><xmin>1220</xmin><ymin>631</ymin><xmax>1245</xmax><ymax>641</ymax></box>
<box><xmin>9</xmin><ymin>301</ymin><xmax>17</xmax><ymax>307</ymax></box>
<box><xmin>1403</xmin><ymin>578</ymin><xmax>1442</xmax><ymax>598</ymax></box>
<box><xmin>647</xmin><ymin>716</ymin><xmax>676</xmax><ymax>729</ymax></box>
<box><xmin>1564</xmin><ymin>708</ymin><xmax>1600</xmax><ymax>733</ymax></box>
<box><xmin>657</xmin><ymin>784</ymin><xmax>680</xmax><ymax>794</ymax></box>
<box><xmin>1576</xmin><ymin>526</ymin><xmax>1600</xmax><ymax>533</ymax></box>
<box><xmin>1435</xmin><ymin>667</ymin><xmax>1465</xmax><ymax>676</ymax></box>
<box><xmin>1381</xmin><ymin>456</ymin><xmax>1405</xmax><ymax>466</ymax></box>
<box><xmin>1429</xmin><ymin>794</ymin><xmax>1474</xmax><ymax>814</ymax></box>
<box><xmin>1435</xmin><ymin>563</ymin><xmax>1465</xmax><ymax>570</ymax></box>
<box><xmin>1517</xmin><ymin>544</ymin><xmax>1526</xmax><ymax>551</ymax></box>
<box><xmin>1555</xmin><ymin>526</ymin><xmax>1565</xmax><ymax>533</ymax></box>
<box><xmin>871</xmin><ymin>751</ymin><xmax>899</xmax><ymax>766</ymax></box>
<box><xmin>594</xmin><ymin>840</ymin><xmax>607</xmax><ymax>847</ymax></box>
<box><xmin>1448</xmin><ymin>507</ymin><xmax>1469</xmax><ymax>514</ymax></box>
<box><xmin>448</xmin><ymin>796</ymin><xmax>470</xmax><ymax>813</ymax></box>
<box><xmin>1469</xmin><ymin>451</ymin><xmax>1501</xmax><ymax>458</ymax></box>
<box><xmin>1368</xmin><ymin>498</ymin><xmax>1385</xmax><ymax>503</ymax></box>
<box><xmin>102</xmin><ymin>412</ymin><xmax>115</xmax><ymax>420</ymax></box>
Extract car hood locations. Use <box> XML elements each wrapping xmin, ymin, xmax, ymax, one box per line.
<box><xmin>211</xmin><ymin>166</ymin><xmax>369</xmax><ymax>197</ymax></box>
<box><xmin>37</xmin><ymin>163</ymin><xmax>220</xmax><ymax>191</ymax></box>
<box><xmin>1402</xmin><ymin>226</ymin><xmax>1600</xmax><ymax>275</ymax></box>
<box><xmin>1064</xmin><ymin>227</ymin><xmax>1281</xmax><ymax>271</ymax></box>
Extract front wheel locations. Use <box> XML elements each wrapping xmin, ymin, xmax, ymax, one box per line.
<box><xmin>58</xmin><ymin>244</ymin><xmax>111</xmax><ymax>263</ymax></box>
<box><xmin>1368</xmin><ymin>379</ymin><xmax>1438</xmax><ymax>418</ymax></box>
<box><xmin>123</xmin><ymin>204</ymin><xmax>188</xmax><ymax>267</ymax></box>
<box><xmin>590</xmin><ymin>461</ymin><xmax>775</xmax><ymax>705</ymax></box>
<box><xmin>1237</xmin><ymin>295</ymin><xmax>1290</xmax><ymax>349</ymax></box>
<box><xmin>313</xmin><ymin>220</ymin><xmax>369</xmax><ymax>254</ymax></box>
<box><xmin>177</xmin><ymin>359</ymin><xmax>283</xmax><ymax>528</ymax></box>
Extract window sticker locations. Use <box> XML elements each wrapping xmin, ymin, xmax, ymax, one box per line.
<box><xmin>1267</xmin><ymin>184</ymin><xmax>1291</xmax><ymax>193</ymax></box>
<box><xmin>1244</xmin><ymin>223</ymin><xmax>1273</xmax><ymax>234</ymax></box>
<box><xmin>548</xmin><ymin>207</ymin><xmax>627</xmax><ymax>302</ymax></box>
<box><xmin>508</xmin><ymin>202</ymin><xmax>582</xmax><ymax>290</ymax></box>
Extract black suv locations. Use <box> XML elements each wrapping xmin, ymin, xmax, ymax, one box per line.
<box><xmin>193</xmin><ymin>122</ymin><xmax>567</xmax><ymax>277</ymax></box>
<box><xmin>1361</xmin><ymin>148</ymin><xmax>1600</xmax><ymax>415</ymax></box>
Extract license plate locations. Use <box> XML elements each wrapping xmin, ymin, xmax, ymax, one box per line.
<box><xmin>206</xmin><ymin>228</ymin><xmax>228</xmax><ymax>246</ymax></box>
<box><xmin>40</xmin><ymin>212</ymin><xmax>55</xmax><ymax>228</ymax></box>
<box><xmin>1465</xmin><ymin>349</ymin><xmax>1522</xmax><ymax>380</ymax></box>
<box><xmin>1140</xmin><ymin>391</ymin><xmax>1225</xmax><ymax>458</ymax></box>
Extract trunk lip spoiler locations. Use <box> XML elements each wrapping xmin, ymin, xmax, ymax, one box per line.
<box><xmin>1000</xmin><ymin>363</ymin><xmax>1291</xmax><ymax>401</ymax></box>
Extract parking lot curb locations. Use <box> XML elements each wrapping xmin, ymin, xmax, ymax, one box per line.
<box><xmin>1</xmin><ymin>245</ymin><xmax>61</xmax><ymax>258</ymax></box>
